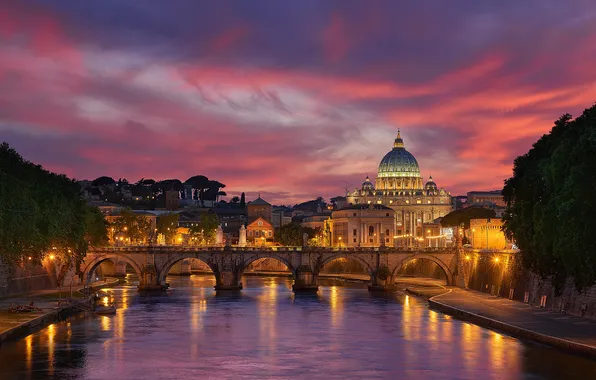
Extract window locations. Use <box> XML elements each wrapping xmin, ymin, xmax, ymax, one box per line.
<box><xmin>385</xmin><ymin>229</ymin><xmax>390</xmax><ymax>237</ymax></box>
<box><xmin>369</xmin><ymin>226</ymin><xmax>374</xmax><ymax>236</ymax></box>
<box><xmin>369</xmin><ymin>238</ymin><xmax>374</xmax><ymax>243</ymax></box>
<box><xmin>386</xmin><ymin>213</ymin><xmax>390</xmax><ymax>216</ymax></box>
<box><xmin>398</xmin><ymin>229</ymin><xmax>402</xmax><ymax>235</ymax></box>
<box><xmin>268</xmin><ymin>231</ymin><xmax>272</xmax><ymax>237</ymax></box>
<box><xmin>353</xmin><ymin>213</ymin><xmax>357</xmax><ymax>217</ymax></box>
<box><xmin>353</xmin><ymin>238</ymin><xmax>357</xmax><ymax>243</ymax></box>
<box><xmin>353</xmin><ymin>229</ymin><xmax>357</xmax><ymax>236</ymax></box>
<box><xmin>416</xmin><ymin>199</ymin><xmax>422</xmax><ymax>204</ymax></box>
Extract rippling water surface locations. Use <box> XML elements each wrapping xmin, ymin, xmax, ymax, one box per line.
<box><xmin>2</xmin><ymin>275</ymin><xmax>596</xmax><ymax>380</ymax></box>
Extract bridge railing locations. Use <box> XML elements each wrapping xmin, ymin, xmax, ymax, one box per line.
<box><xmin>88</xmin><ymin>245</ymin><xmax>459</xmax><ymax>254</ymax></box>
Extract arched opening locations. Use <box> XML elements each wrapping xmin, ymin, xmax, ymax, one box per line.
<box><xmin>241</xmin><ymin>256</ymin><xmax>293</xmax><ymax>290</ymax></box>
<box><xmin>83</xmin><ymin>255</ymin><xmax>142</xmax><ymax>287</ymax></box>
<box><xmin>243</xmin><ymin>258</ymin><xmax>292</xmax><ymax>276</ymax></box>
<box><xmin>394</xmin><ymin>256</ymin><xmax>450</xmax><ymax>286</ymax></box>
<box><xmin>318</xmin><ymin>256</ymin><xmax>372</xmax><ymax>284</ymax></box>
<box><xmin>159</xmin><ymin>257</ymin><xmax>216</xmax><ymax>289</ymax></box>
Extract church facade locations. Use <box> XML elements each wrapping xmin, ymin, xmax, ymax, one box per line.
<box><xmin>346</xmin><ymin>131</ymin><xmax>452</xmax><ymax>247</ymax></box>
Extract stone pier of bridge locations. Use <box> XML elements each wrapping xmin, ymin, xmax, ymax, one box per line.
<box><xmin>80</xmin><ymin>246</ymin><xmax>472</xmax><ymax>293</ymax></box>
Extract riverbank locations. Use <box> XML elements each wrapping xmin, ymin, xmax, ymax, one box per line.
<box><xmin>0</xmin><ymin>277</ymin><xmax>120</xmax><ymax>345</ymax></box>
<box><xmin>405</xmin><ymin>284</ymin><xmax>596</xmax><ymax>359</ymax></box>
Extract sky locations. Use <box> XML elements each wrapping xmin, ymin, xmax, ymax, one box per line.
<box><xmin>1</xmin><ymin>0</ymin><xmax>596</xmax><ymax>204</ymax></box>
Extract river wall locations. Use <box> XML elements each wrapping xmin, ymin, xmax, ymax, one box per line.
<box><xmin>0</xmin><ymin>258</ymin><xmax>82</xmax><ymax>298</ymax></box>
<box><xmin>0</xmin><ymin>258</ymin><xmax>57</xmax><ymax>298</ymax></box>
<box><xmin>463</xmin><ymin>254</ymin><xmax>596</xmax><ymax>320</ymax></box>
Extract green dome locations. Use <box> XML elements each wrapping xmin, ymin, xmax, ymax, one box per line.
<box><xmin>377</xmin><ymin>130</ymin><xmax>421</xmax><ymax>178</ymax></box>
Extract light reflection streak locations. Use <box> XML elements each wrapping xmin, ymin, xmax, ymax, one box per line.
<box><xmin>47</xmin><ymin>323</ymin><xmax>55</xmax><ymax>376</ymax></box>
<box><xmin>25</xmin><ymin>334</ymin><xmax>33</xmax><ymax>371</ymax></box>
<box><xmin>329</xmin><ymin>285</ymin><xmax>343</xmax><ymax>328</ymax></box>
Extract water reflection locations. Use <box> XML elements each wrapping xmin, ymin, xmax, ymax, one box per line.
<box><xmin>0</xmin><ymin>275</ymin><xmax>595</xmax><ymax>380</ymax></box>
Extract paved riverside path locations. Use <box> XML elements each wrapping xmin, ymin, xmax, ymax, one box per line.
<box><xmin>0</xmin><ymin>278</ymin><xmax>117</xmax><ymax>340</ymax></box>
<box><xmin>432</xmin><ymin>288</ymin><xmax>596</xmax><ymax>349</ymax></box>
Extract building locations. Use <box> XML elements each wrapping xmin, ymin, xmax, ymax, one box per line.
<box><xmin>89</xmin><ymin>201</ymin><xmax>122</xmax><ymax>216</ymax></box>
<box><xmin>467</xmin><ymin>191</ymin><xmax>505</xmax><ymax>207</ymax></box>
<box><xmin>247</xmin><ymin>195</ymin><xmax>272</xmax><ymax>223</ymax></box>
<box><xmin>329</xmin><ymin>204</ymin><xmax>395</xmax><ymax>247</ymax></box>
<box><xmin>271</xmin><ymin>207</ymin><xmax>292</xmax><ymax>228</ymax></box>
<box><xmin>165</xmin><ymin>190</ymin><xmax>180</xmax><ymax>211</ymax></box>
<box><xmin>246</xmin><ymin>217</ymin><xmax>274</xmax><ymax>245</ymax></box>
<box><xmin>346</xmin><ymin>130</ymin><xmax>452</xmax><ymax>246</ymax></box>
<box><xmin>301</xmin><ymin>214</ymin><xmax>329</xmax><ymax>230</ymax></box>
<box><xmin>469</xmin><ymin>218</ymin><xmax>512</xmax><ymax>249</ymax></box>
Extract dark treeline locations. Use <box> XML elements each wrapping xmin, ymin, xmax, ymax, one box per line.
<box><xmin>87</xmin><ymin>175</ymin><xmax>227</xmax><ymax>208</ymax></box>
<box><xmin>502</xmin><ymin>103</ymin><xmax>596</xmax><ymax>291</ymax></box>
<box><xmin>0</xmin><ymin>143</ymin><xmax>107</xmax><ymax>269</ymax></box>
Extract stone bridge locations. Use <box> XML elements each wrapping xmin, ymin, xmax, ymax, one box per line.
<box><xmin>82</xmin><ymin>246</ymin><xmax>465</xmax><ymax>292</ymax></box>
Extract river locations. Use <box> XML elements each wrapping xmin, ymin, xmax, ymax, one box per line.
<box><xmin>1</xmin><ymin>275</ymin><xmax>596</xmax><ymax>379</ymax></box>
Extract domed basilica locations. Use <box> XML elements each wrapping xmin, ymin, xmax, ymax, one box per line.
<box><xmin>346</xmin><ymin>130</ymin><xmax>452</xmax><ymax>246</ymax></box>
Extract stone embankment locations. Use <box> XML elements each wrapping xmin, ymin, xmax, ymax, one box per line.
<box><xmin>0</xmin><ymin>277</ymin><xmax>119</xmax><ymax>345</ymax></box>
<box><xmin>407</xmin><ymin>284</ymin><xmax>596</xmax><ymax>359</ymax></box>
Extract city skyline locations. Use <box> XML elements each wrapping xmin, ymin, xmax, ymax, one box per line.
<box><xmin>2</xmin><ymin>1</ymin><xmax>596</xmax><ymax>204</ymax></box>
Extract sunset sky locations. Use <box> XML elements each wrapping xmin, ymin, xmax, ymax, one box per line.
<box><xmin>1</xmin><ymin>0</ymin><xmax>595</xmax><ymax>204</ymax></box>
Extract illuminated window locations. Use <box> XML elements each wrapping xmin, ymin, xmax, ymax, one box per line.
<box><xmin>416</xmin><ymin>199</ymin><xmax>422</xmax><ymax>204</ymax></box>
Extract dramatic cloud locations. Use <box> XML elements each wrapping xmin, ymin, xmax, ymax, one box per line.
<box><xmin>1</xmin><ymin>0</ymin><xmax>595</xmax><ymax>204</ymax></box>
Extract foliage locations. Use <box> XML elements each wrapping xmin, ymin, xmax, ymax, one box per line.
<box><xmin>274</xmin><ymin>223</ymin><xmax>319</xmax><ymax>246</ymax></box>
<box><xmin>92</xmin><ymin>176</ymin><xmax>115</xmax><ymax>187</ymax></box>
<box><xmin>502</xmin><ymin>104</ymin><xmax>596</xmax><ymax>291</ymax></box>
<box><xmin>230</xmin><ymin>196</ymin><xmax>240</xmax><ymax>204</ymax></box>
<box><xmin>189</xmin><ymin>212</ymin><xmax>219</xmax><ymax>244</ymax></box>
<box><xmin>157</xmin><ymin>213</ymin><xmax>180</xmax><ymax>244</ymax></box>
<box><xmin>84</xmin><ymin>206</ymin><xmax>108</xmax><ymax>246</ymax></box>
<box><xmin>240</xmin><ymin>192</ymin><xmax>246</xmax><ymax>207</ymax></box>
<box><xmin>0</xmin><ymin>143</ymin><xmax>105</xmax><ymax>268</ymax></box>
<box><xmin>110</xmin><ymin>208</ymin><xmax>152</xmax><ymax>244</ymax></box>
<box><xmin>440</xmin><ymin>206</ymin><xmax>496</xmax><ymax>229</ymax></box>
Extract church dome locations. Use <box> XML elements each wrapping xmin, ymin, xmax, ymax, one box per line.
<box><xmin>377</xmin><ymin>130</ymin><xmax>421</xmax><ymax>178</ymax></box>
<box><xmin>361</xmin><ymin>176</ymin><xmax>374</xmax><ymax>191</ymax></box>
<box><xmin>425</xmin><ymin>175</ymin><xmax>438</xmax><ymax>191</ymax></box>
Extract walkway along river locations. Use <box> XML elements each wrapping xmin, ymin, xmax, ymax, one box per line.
<box><xmin>1</xmin><ymin>275</ymin><xmax>596</xmax><ymax>380</ymax></box>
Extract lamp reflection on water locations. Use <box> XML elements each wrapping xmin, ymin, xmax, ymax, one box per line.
<box><xmin>25</xmin><ymin>334</ymin><xmax>33</xmax><ymax>371</ymax></box>
<box><xmin>47</xmin><ymin>323</ymin><xmax>55</xmax><ymax>376</ymax></box>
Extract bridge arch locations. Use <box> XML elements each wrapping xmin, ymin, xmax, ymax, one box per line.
<box><xmin>157</xmin><ymin>255</ymin><xmax>217</xmax><ymax>285</ymax></box>
<box><xmin>241</xmin><ymin>254</ymin><xmax>295</xmax><ymax>277</ymax></box>
<box><xmin>82</xmin><ymin>254</ymin><xmax>143</xmax><ymax>284</ymax></box>
<box><xmin>392</xmin><ymin>254</ymin><xmax>453</xmax><ymax>285</ymax></box>
<box><xmin>318</xmin><ymin>253</ymin><xmax>374</xmax><ymax>275</ymax></box>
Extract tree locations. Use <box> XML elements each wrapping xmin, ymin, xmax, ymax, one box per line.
<box><xmin>230</xmin><ymin>196</ymin><xmax>240</xmax><ymax>204</ymax></box>
<box><xmin>157</xmin><ymin>213</ymin><xmax>180</xmax><ymax>244</ymax></box>
<box><xmin>0</xmin><ymin>143</ymin><xmax>106</xmax><ymax>270</ymax></box>
<box><xmin>188</xmin><ymin>213</ymin><xmax>219</xmax><ymax>245</ymax></box>
<box><xmin>110</xmin><ymin>208</ymin><xmax>152</xmax><ymax>244</ymax></box>
<box><xmin>92</xmin><ymin>176</ymin><xmax>116</xmax><ymax>187</ymax></box>
<box><xmin>275</xmin><ymin>224</ymin><xmax>319</xmax><ymax>246</ymax></box>
<box><xmin>440</xmin><ymin>206</ymin><xmax>496</xmax><ymax>229</ymax></box>
<box><xmin>502</xmin><ymin>104</ymin><xmax>596</xmax><ymax>291</ymax></box>
<box><xmin>84</xmin><ymin>206</ymin><xmax>108</xmax><ymax>246</ymax></box>
<box><xmin>240</xmin><ymin>192</ymin><xmax>246</xmax><ymax>207</ymax></box>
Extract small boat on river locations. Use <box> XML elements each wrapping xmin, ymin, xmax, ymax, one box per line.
<box><xmin>94</xmin><ymin>304</ymin><xmax>117</xmax><ymax>315</ymax></box>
